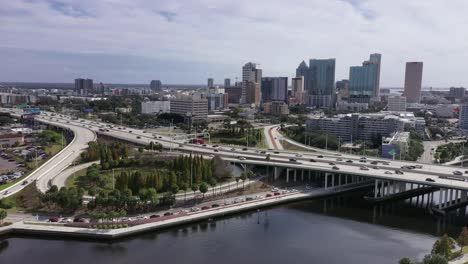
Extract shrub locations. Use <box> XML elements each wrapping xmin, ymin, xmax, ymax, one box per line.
<box><xmin>123</xmin><ymin>224</ymin><xmax>128</xmax><ymax>228</ymax></box>
<box><xmin>0</xmin><ymin>199</ymin><xmax>14</xmax><ymax>209</ymax></box>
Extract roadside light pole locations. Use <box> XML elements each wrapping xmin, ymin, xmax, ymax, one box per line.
<box><xmin>112</xmin><ymin>168</ymin><xmax>115</xmax><ymax>190</ymax></box>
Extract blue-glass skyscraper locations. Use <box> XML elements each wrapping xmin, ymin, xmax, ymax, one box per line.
<box><xmin>348</xmin><ymin>61</ymin><xmax>377</xmax><ymax>103</ymax></box>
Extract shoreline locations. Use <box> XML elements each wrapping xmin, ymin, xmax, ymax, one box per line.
<box><xmin>0</xmin><ymin>182</ymin><xmax>371</xmax><ymax>241</ymax></box>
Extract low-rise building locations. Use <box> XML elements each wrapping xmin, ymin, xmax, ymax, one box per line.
<box><xmin>170</xmin><ymin>98</ymin><xmax>208</xmax><ymax>121</ymax></box>
<box><xmin>381</xmin><ymin>131</ymin><xmax>410</xmax><ymax>159</ymax></box>
<box><xmin>0</xmin><ymin>133</ymin><xmax>24</xmax><ymax>148</ymax></box>
<box><xmin>306</xmin><ymin>112</ymin><xmax>425</xmax><ymax>142</ymax></box>
<box><xmin>263</xmin><ymin>101</ymin><xmax>289</xmax><ymax>116</ymax></box>
<box><xmin>387</xmin><ymin>96</ymin><xmax>407</xmax><ymax>112</ymax></box>
<box><xmin>141</xmin><ymin>101</ymin><xmax>170</xmax><ymax>114</ymax></box>
<box><xmin>336</xmin><ymin>101</ymin><xmax>369</xmax><ymax>112</ymax></box>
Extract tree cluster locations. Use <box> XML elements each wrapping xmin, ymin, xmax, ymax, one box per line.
<box><xmin>41</xmin><ymin>186</ymin><xmax>83</xmax><ymax>213</ymax></box>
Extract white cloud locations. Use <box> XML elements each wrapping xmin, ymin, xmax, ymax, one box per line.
<box><xmin>1</xmin><ymin>0</ymin><xmax>468</xmax><ymax>86</ymax></box>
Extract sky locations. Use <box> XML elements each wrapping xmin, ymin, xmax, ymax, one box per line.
<box><xmin>1</xmin><ymin>0</ymin><xmax>468</xmax><ymax>87</ymax></box>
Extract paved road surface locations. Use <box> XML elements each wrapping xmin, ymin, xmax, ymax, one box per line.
<box><xmin>0</xmin><ymin>117</ymin><xmax>96</xmax><ymax>198</ymax></box>
<box><xmin>51</xmin><ymin>161</ymin><xmax>100</xmax><ymax>189</ymax></box>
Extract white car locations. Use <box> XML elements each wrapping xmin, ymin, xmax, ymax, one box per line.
<box><xmin>190</xmin><ymin>207</ymin><xmax>201</xmax><ymax>212</ymax></box>
<box><xmin>384</xmin><ymin>171</ymin><xmax>393</xmax><ymax>175</ymax></box>
<box><xmin>224</xmin><ymin>200</ymin><xmax>233</xmax><ymax>205</ymax></box>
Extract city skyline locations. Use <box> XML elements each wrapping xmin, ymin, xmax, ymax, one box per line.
<box><xmin>2</xmin><ymin>0</ymin><xmax>468</xmax><ymax>87</ymax></box>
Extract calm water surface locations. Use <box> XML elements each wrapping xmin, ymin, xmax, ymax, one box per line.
<box><xmin>1</xmin><ymin>191</ymin><xmax>464</xmax><ymax>264</ymax></box>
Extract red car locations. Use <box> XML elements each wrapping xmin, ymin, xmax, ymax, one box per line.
<box><xmin>49</xmin><ymin>217</ymin><xmax>59</xmax><ymax>222</ymax></box>
<box><xmin>274</xmin><ymin>192</ymin><xmax>281</xmax><ymax>196</ymax></box>
<box><xmin>266</xmin><ymin>194</ymin><xmax>273</xmax><ymax>197</ymax></box>
<box><xmin>201</xmin><ymin>206</ymin><xmax>210</xmax><ymax>210</ymax></box>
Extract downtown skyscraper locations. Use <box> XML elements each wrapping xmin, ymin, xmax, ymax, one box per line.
<box><xmin>295</xmin><ymin>59</ymin><xmax>335</xmax><ymax>108</ymax></box>
<box><xmin>404</xmin><ymin>62</ymin><xmax>423</xmax><ymax>103</ymax></box>
<box><xmin>348</xmin><ymin>54</ymin><xmax>381</xmax><ymax>104</ymax></box>
<box><xmin>241</xmin><ymin>62</ymin><xmax>262</xmax><ymax>105</ymax></box>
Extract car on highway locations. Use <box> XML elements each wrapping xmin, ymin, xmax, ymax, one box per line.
<box><xmin>273</xmin><ymin>192</ymin><xmax>281</xmax><ymax>196</ymax></box>
<box><xmin>346</xmin><ymin>160</ymin><xmax>353</xmax><ymax>163</ymax></box>
<box><xmin>211</xmin><ymin>204</ymin><xmax>220</xmax><ymax>208</ymax></box>
<box><xmin>230</xmin><ymin>148</ymin><xmax>236</xmax><ymax>151</ymax></box>
<box><xmin>201</xmin><ymin>206</ymin><xmax>210</xmax><ymax>210</ymax></box>
<box><xmin>370</xmin><ymin>161</ymin><xmax>378</xmax><ymax>165</ymax></box>
<box><xmin>136</xmin><ymin>136</ymin><xmax>141</xmax><ymax>139</ymax></box>
<box><xmin>242</xmin><ymin>148</ymin><xmax>248</xmax><ymax>151</ymax></box>
<box><xmin>266</xmin><ymin>194</ymin><xmax>272</xmax><ymax>197</ymax></box>
<box><xmin>309</xmin><ymin>159</ymin><xmax>316</xmax><ymax>162</ymax></box>
<box><xmin>274</xmin><ymin>151</ymin><xmax>280</xmax><ymax>154</ymax></box>
<box><xmin>163</xmin><ymin>212</ymin><xmax>174</xmax><ymax>216</ymax></box>
<box><xmin>150</xmin><ymin>214</ymin><xmax>160</xmax><ymax>218</ymax></box>
<box><xmin>336</xmin><ymin>158</ymin><xmax>343</xmax><ymax>161</ymax></box>
<box><xmin>360</xmin><ymin>166</ymin><xmax>369</xmax><ymax>171</ymax></box>
<box><xmin>224</xmin><ymin>200</ymin><xmax>233</xmax><ymax>205</ymax></box>
<box><xmin>191</xmin><ymin>207</ymin><xmax>201</xmax><ymax>212</ymax></box>
<box><xmin>317</xmin><ymin>155</ymin><xmax>324</xmax><ymax>158</ymax></box>
<box><xmin>415</xmin><ymin>165</ymin><xmax>423</xmax><ymax>169</ymax></box>
<box><xmin>238</xmin><ymin>156</ymin><xmax>246</xmax><ymax>160</ymax></box>
<box><xmin>246</xmin><ymin>197</ymin><xmax>254</xmax><ymax>201</ymax></box>
<box><xmin>332</xmin><ymin>166</ymin><xmax>339</xmax><ymax>170</ymax></box>
<box><xmin>260</xmin><ymin>151</ymin><xmax>266</xmax><ymax>154</ymax></box>
<box><xmin>395</xmin><ymin>170</ymin><xmax>404</xmax><ymax>175</ymax></box>
<box><xmin>289</xmin><ymin>158</ymin><xmax>298</xmax><ymax>163</ymax></box>
<box><xmin>48</xmin><ymin>217</ymin><xmax>59</xmax><ymax>222</ymax></box>
<box><xmin>22</xmin><ymin>180</ymin><xmax>28</xmax><ymax>185</ymax></box>
<box><xmin>329</xmin><ymin>162</ymin><xmax>336</xmax><ymax>165</ymax></box>
<box><xmin>453</xmin><ymin>171</ymin><xmax>463</xmax><ymax>176</ymax></box>
<box><xmin>129</xmin><ymin>131</ymin><xmax>133</xmax><ymax>133</ymax></box>
<box><xmin>295</xmin><ymin>154</ymin><xmax>303</xmax><ymax>157</ymax></box>
<box><xmin>384</xmin><ymin>171</ymin><xmax>393</xmax><ymax>174</ymax></box>
<box><xmin>425</xmin><ymin>178</ymin><xmax>435</xmax><ymax>182</ymax></box>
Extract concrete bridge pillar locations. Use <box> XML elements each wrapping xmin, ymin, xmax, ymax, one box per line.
<box><xmin>286</xmin><ymin>168</ymin><xmax>290</xmax><ymax>183</ymax></box>
<box><xmin>462</xmin><ymin>191</ymin><xmax>467</xmax><ymax>202</ymax></box>
<box><xmin>308</xmin><ymin>170</ymin><xmax>311</xmax><ymax>181</ymax></box>
<box><xmin>274</xmin><ymin>167</ymin><xmax>279</xmax><ymax>181</ymax></box>
<box><xmin>338</xmin><ymin>174</ymin><xmax>342</xmax><ymax>186</ymax></box>
<box><xmin>294</xmin><ymin>169</ymin><xmax>297</xmax><ymax>182</ymax></box>
<box><xmin>324</xmin><ymin>173</ymin><xmax>328</xmax><ymax>189</ymax></box>
<box><xmin>392</xmin><ymin>182</ymin><xmax>397</xmax><ymax>194</ymax></box>
<box><xmin>331</xmin><ymin>174</ymin><xmax>335</xmax><ymax>188</ymax></box>
<box><xmin>374</xmin><ymin>179</ymin><xmax>379</xmax><ymax>198</ymax></box>
<box><xmin>445</xmin><ymin>188</ymin><xmax>449</xmax><ymax>207</ymax></box>
<box><xmin>301</xmin><ymin>170</ymin><xmax>304</xmax><ymax>182</ymax></box>
<box><xmin>439</xmin><ymin>188</ymin><xmax>443</xmax><ymax>209</ymax></box>
<box><xmin>449</xmin><ymin>189</ymin><xmax>453</xmax><ymax>205</ymax></box>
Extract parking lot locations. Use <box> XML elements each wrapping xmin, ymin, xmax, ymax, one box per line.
<box><xmin>0</xmin><ymin>156</ymin><xmax>18</xmax><ymax>171</ymax></box>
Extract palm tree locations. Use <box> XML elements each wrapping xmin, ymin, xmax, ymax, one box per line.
<box><xmin>191</xmin><ymin>184</ymin><xmax>199</xmax><ymax>200</ymax></box>
<box><xmin>240</xmin><ymin>173</ymin><xmax>247</xmax><ymax>189</ymax></box>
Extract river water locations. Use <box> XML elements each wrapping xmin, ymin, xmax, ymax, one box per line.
<box><xmin>1</xmin><ymin>190</ymin><xmax>465</xmax><ymax>264</ymax></box>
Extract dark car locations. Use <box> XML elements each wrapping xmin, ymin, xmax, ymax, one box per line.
<box><xmin>274</xmin><ymin>192</ymin><xmax>281</xmax><ymax>196</ymax></box>
<box><xmin>425</xmin><ymin>178</ymin><xmax>435</xmax><ymax>182</ymax></box>
<box><xmin>214</xmin><ymin>149</ymin><xmax>219</xmax><ymax>152</ymax></box>
<box><xmin>22</xmin><ymin>180</ymin><xmax>28</xmax><ymax>185</ymax></box>
<box><xmin>73</xmin><ymin>218</ymin><xmax>86</xmax><ymax>223</ymax></box>
<box><xmin>201</xmin><ymin>206</ymin><xmax>210</xmax><ymax>210</ymax></box>
<box><xmin>309</xmin><ymin>159</ymin><xmax>316</xmax><ymax>162</ymax></box>
<box><xmin>260</xmin><ymin>151</ymin><xmax>266</xmax><ymax>154</ymax></box>
<box><xmin>150</xmin><ymin>214</ymin><xmax>160</xmax><ymax>218</ymax></box>
<box><xmin>129</xmin><ymin>131</ymin><xmax>133</xmax><ymax>133</ymax></box>
<box><xmin>317</xmin><ymin>155</ymin><xmax>324</xmax><ymax>158</ymax></box>
<box><xmin>49</xmin><ymin>217</ymin><xmax>59</xmax><ymax>222</ymax></box>
<box><xmin>163</xmin><ymin>212</ymin><xmax>173</xmax><ymax>216</ymax></box>
<box><xmin>289</xmin><ymin>158</ymin><xmax>297</xmax><ymax>162</ymax></box>
<box><xmin>329</xmin><ymin>162</ymin><xmax>336</xmax><ymax>165</ymax></box>
<box><xmin>136</xmin><ymin>136</ymin><xmax>141</xmax><ymax>139</ymax></box>
<box><xmin>332</xmin><ymin>166</ymin><xmax>339</xmax><ymax>170</ymax></box>
<box><xmin>242</xmin><ymin>148</ymin><xmax>248</xmax><ymax>151</ymax></box>
<box><xmin>346</xmin><ymin>160</ymin><xmax>353</xmax><ymax>163</ymax></box>
<box><xmin>211</xmin><ymin>204</ymin><xmax>220</xmax><ymax>208</ymax></box>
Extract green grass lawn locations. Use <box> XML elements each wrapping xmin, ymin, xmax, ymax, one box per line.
<box><xmin>282</xmin><ymin>141</ymin><xmax>314</xmax><ymax>152</ymax></box>
<box><xmin>64</xmin><ymin>168</ymin><xmax>88</xmax><ymax>188</ymax></box>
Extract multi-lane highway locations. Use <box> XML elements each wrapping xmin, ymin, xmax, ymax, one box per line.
<box><xmin>4</xmin><ymin>108</ymin><xmax>468</xmax><ymax>194</ymax></box>
<box><xmin>0</xmin><ymin>113</ymin><xmax>96</xmax><ymax>198</ymax></box>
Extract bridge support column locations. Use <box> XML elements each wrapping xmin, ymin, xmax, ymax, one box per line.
<box><xmin>439</xmin><ymin>189</ymin><xmax>443</xmax><ymax>209</ymax></box>
<box><xmin>294</xmin><ymin>169</ymin><xmax>297</xmax><ymax>182</ymax></box>
<box><xmin>338</xmin><ymin>174</ymin><xmax>342</xmax><ymax>186</ymax></box>
<box><xmin>286</xmin><ymin>169</ymin><xmax>290</xmax><ymax>183</ymax></box>
<box><xmin>374</xmin><ymin>180</ymin><xmax>379</xmax><ymax>198</ymax></box>
<box><xmin>392</xmin><ymin>182</ymin><xmax>397</xmax><ymax>194</ymax></box>
<box><xmin>445</xmin><ymin>189</ymin><xmax>449</xmax><ymax>207</ymax></box>
<box><xmin>301</xmin><ymin>170</ymin><xmax>304</xmax><ymax>182</ymax></box>
<box><xmin>462</xmin><ymin>191</ymin><xmax>467</xmax><ymax>202</ymax></box>
<box><xmin>324</xmin><ymin>173</ymin><xmax>328</xmax><ymax>189</ymax></box>
<box><xmin>308</xmin><ymin>170</ymin><xmax>311</xmax><ymax>181</ymax></box>
<box><xmin>331</xmin><ymin>174</ymin><xmax>335</xmax><ymax>188</ymax></box>
<box><xmin>449</xmin><ymin>189</ymin><xmax>453</xmax><ymax>205</ymax></box>
<box><xmin>274</xmin><ymin>167</ymin><xmax>279</xmax><ymax>181</ymax></box>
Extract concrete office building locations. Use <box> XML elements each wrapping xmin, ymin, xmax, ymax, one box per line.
<box><xmin>387</xmin><ymin>96</ymin><xmax>407</xmax><ymax>112</ymax></box>
<box><xmin>206</xmin><ymin>93</ymin><xmax>228</xmax><ymax>111</ymax></box>
<box><xmin>290</xmin><ymin>76</ymin><xmax>305</xmax><ymax>105</ymax></box>
<box><xmin>170</xmin><ymin>98</ymin><xmax>208</xmax><ymax>121</ymax></box>
<box><xmin>224</xmin><ymin>78</ymin><xmax>231</xmax><ymax>87</ymax></box>
<box><xmin>0</xmin><ymin>93</ymin><xmax>36</xmax><ymax>105</ymax></box>
<box><xmin>459</xmin><ymin>104</ymin><xmax>468</xmax><ymax>130</ymax></box>
<box><xmin>244</xmin><ymin>81</ymin><xmax>261</xmax><ymax>106</ymax></box>
<box><xmin>404</xmin><ymin>62</ymin><xmax>423</xmax><ymax>103</ymax></box>
<box><xmin>241</xmin><ymin>62</ymin><xmax>262</xmax><ymax>104</ymax></box>
<box><xmin>261</xmin><ymin>77</ymin><xmax>288</xmax><ymax>103</ymax></box>
<box><xmin>306</xmin><ymin>112</ymin><xmax>424</xmax><ymax>142</ymax></box>
<box><xmin>208</xmin><ymin>78</ymin><xmax>214</xmax><ymax>88</ymax></box>
<box><xmin>263</xmin><ymin>101</ymin><xmax>290</xmax><ymax>116</ymax></box>
<box><xmin>335</xmin><ymin>101</ymin><xmax>369</xmax><ymax>112</ymax></box>
<box><xmin>141</xmin><ymin>101</ymin><xmax>170</xmax><ymax>114</ymax></box>
<box><xmin>224</xmin><ymin>86</ymin><xmax>242</xmax><ymax>104</ymax></box>
<box><xmin>75</xmin><ymin>78</ymin><xmax>93</xmax><ymax>95</ymax></box>
<box><xmin>150</xmin><ymin>80</ymin><xmax>162</xmax><ymax>91</ymax></box>
<box><xmin>450</xmin><ymin>87</ymin><xmax>465</xmax><ymax>98</ymax></box>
